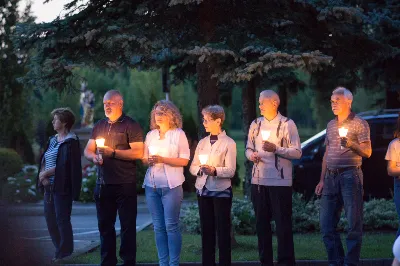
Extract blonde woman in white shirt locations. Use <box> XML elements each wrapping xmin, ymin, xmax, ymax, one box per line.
<box><xmin>142</xmin><ymin>100</ymin><xmax>190</xmax><ymax>266</ymax></box>
<box><xmin>190</xmin><ymin>105</ymin><xmax>237</xmax><ymax>266</ymax></box>
<box><xmin>385</xmin><ymin>115</ymin><xmax>400</xmax><ymax>237</ymax></box>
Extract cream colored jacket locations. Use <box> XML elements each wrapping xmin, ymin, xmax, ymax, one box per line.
<box><xmin>190</xmin><ymin>131</ymin><xmax>237</xmax><ymax>191</ymax></box>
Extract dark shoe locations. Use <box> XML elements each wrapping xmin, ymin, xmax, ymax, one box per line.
<box><xmin>51</xmin><ymin>254</ymin><xmax>72</xmax><ymax>264</ymax></box>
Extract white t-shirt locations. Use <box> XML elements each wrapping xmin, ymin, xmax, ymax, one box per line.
<box><xmin>143</xmin><ymin>129</ymin><xmax>190</xmax><ymax>189</ymax></box>
<box><xmin>145</xmin><ymin>138</ymin><xmax>169</xmax><ymax>188</ymax></box>
<box><xmin>385</xmin><ymin>138</ymin><xmax>400</xmax><ymax>167</ymax></box>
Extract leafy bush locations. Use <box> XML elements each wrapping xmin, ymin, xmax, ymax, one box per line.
<box><xmin>181</xmin><ymin>203</ymin><xmax>201</xmax><ymax>234</ymax></box>
<box><xmin>0</xmin><ymin>148</ymin><xmax>23</xmax><ymax>180</ymax></box>
<box><xmin>79</xmin><ymin>164</ymin><xmax>98</xmax><ymax>203</ymax></box>
<box><xmin>79</xmin><ymin>161</ymin><xmax>147</xmax><ymax>202</ymax></box>
<box><xmin>363</xmin><ymin>199</ymin><xmax>397</xmax><ymax>230</ymax></box>
<box><xmin>181</xmin><ymin>193</ymin><xmax>400</xmax><ymax>235</ymax></box>
<box><xmin>292</xmin><ymin>193</ymin><xmax>320</xmax><ymax>232</ymax></box>
<box><xmin>231</xmin><ymin>198</ymin><xmax>256</xmax><ymax>234</ymax></box>
<box><xmin>2</xmin><ymin>165</ymin><xmax>42</xmax><ymax>203</ymax></box>
<box><xmin>181</xmin><ymin>198</ymin><xmax>256</xmax><ymax>235</ymax></box>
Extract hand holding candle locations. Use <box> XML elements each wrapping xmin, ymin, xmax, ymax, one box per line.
<box><xmin>261</xmin><ymin>130</ymin><xmax>271</xmax><ymax>141</ymax></box>
<box><xmin>148</xmin><ymin>145</ymin><xmax>160</xmax><ymax>165</ymax></box>
<box><xmin>95</xmin><ymin>138</ymin><xmax>106</xmax><ymax>160</ymax></box>
<box><xmin>261</xmin><ymin>130</ymin><xmax>276</xmax><ymax>152</ymax></box>
<box><xmin>338</xmin><ymin>127</ymin><xmax>349</xmax><ymax>149</ymax></box>
<box><xmin>199</xmin><ymin>154</ymin><xmax>209</xmax><ymax>165</ymax></box>
<box><xmin>148</xmin><ymin>146</ymin><xmax>159</xmax><ymax>156</ymax></box>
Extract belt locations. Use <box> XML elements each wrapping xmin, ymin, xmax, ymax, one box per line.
<box><xmin>327</xmin><ymin>166</ymin><xmax>360</xmax><ymax>175</ymax></box>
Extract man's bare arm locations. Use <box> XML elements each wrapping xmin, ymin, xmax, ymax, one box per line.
<box><xmin>84</xmin><ymin>139</ymin><xmax>98</xmax><ymax>162</ymax></box>
<box><xmin>114</xmin><ymin>142</ymin><xmax>144</xmax><ymax>161</ymax></box>
<box><xmin>349</xmin><ymin>140</ymin><xmax>372</xmax><ymax>158</ymax></box>
<box><xmin>388</xmin><ymin>160</ymin><xmax>400</xmax><ymax>177</ymax></box>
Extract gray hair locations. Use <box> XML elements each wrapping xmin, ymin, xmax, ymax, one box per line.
<box><xmin>202</xmin><ymin>105</ymin><xmax>225</xmax><ymax>125</ymax></box>
<box><xmin>105</xmin><ymin>90</ymin><xmax>124</xmax><ymax>102</ymax></box>
<box><xmin>259</xmin><ymin>90</ymin><xmax>280</xmax><ymax>106</ymax></box>
<box><xmin>332</xmin><ymin>87</ymin><xmax>353</xmax><ymax>102</ymax></box>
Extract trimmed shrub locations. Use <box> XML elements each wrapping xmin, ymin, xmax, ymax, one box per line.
<box><xmin>0</xmin><ymin>148</ymin><xmax>23</xmax><ymax>180</ymax></box>
<box><xmin>181</xmin><ymin>193</ymin><xmax>399</xmax><ymax>235</ymax></box>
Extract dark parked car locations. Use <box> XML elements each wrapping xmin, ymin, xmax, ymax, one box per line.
<box><xmin>293</xmin><ymin>109</ymin><xmax>400</xmax><ymax>200</ymax></box>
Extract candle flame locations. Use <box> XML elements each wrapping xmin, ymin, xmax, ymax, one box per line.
<box><xmin>199</xmin><ymin>154</ymin><xmax>209</xmax><ymax>165</ymax></box>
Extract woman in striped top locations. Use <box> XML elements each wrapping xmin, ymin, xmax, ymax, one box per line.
<box><xmin>189</xmin><ymin>105</ymin><xmax>237</xmax><ymax>266</ymax></box>
<box><xmin>37</xmin><ymin>108</ymin><xmax>82</xmax><ymax>263</ymax></box>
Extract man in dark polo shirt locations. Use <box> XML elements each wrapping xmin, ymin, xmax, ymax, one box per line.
<box><xmin>84</xmin><ymin>90</ymin><xmax>144</xmax><ymax>266</ymax></box>
<box><xmin>315</xmin><ymin>87</ymin><xmax>372</xmax><ymax>266</ymax></box>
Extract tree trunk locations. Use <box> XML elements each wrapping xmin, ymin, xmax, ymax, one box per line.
<box><xmin>242</xmin><ymin>77</ymin><xmax>259</xmax><ymax>198</ymax></box>
<box><xmin>196</xmin><ymin>0</ymin><xmax>218</xmax><ymax>139</ymax></box>
<box><xmin>278</xmin><ymin>85</ymin><xmax>288</xmax><ymax>116</ymax></box>
<box><xmin>196</xmin><ymin>60</ymin><xmax>219</xmax><ymax>139</ymax></box>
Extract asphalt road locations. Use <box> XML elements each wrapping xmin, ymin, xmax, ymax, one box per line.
<box><xmin>1</xmin><ymin>198</ymin><xmax>152</xmax><ymax>265</ymax></box>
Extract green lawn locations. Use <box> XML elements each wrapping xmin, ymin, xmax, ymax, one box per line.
<box><xmin>62</xmin><ymin>231</ymin><xmax>395</xmax><ymax>264</ymax></box>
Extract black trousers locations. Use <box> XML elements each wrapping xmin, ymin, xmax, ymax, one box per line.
<box><xmin>198</xmin><ymin>196</ymin><xmax>232</xmax><ymax>266</ymax></box>
<box><xmin>94</xmin><ymin>183</ymin><xmax>137</xmax><ymax>266</ymax></box>
<box><xmin>251</xmin><ymin>185</ymin><xmax>295</xmax><ymax>266</ymax></box>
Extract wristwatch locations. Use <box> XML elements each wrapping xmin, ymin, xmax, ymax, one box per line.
<box><xmin>112</xmin><ymin>149</ymin><xmax>116</xmax><ymax>158</ymax></box>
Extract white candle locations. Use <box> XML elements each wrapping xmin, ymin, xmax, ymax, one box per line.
<box><xmin>148</xmin><ymin>145</ymin><xmax>159</xmax><ymax>156</ymax></box>
<box><xmin>95</xmin><ymin>138</ymin><xmax>105</xmax><ymax>147</ymax></box>
<box><xmin>261</xmin><ymin>130</ymin><xmax>271</xmax><ymax>141</ymax></box>
<box><xmin>338</xmin><ymin>127</ymin><xmax>348</xmax><ymax>138</ymax></box>
<box><xmin>199</xmin><ymin>154</ymin><xmax>209</xmax><ymax>165</ymax></box>
<box><xmin>338</xmin><ymin>127</ymin><xmax>349</xmax><ymax>149</ymax></box>
<box><xmin>95</xmin><ymin>138</ymin><xmax>105</xmax><ymax>159</ymax></box>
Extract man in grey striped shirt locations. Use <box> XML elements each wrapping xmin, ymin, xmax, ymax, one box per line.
<box><xmin>315</xmin><ymin>87</ymin><xmax>372</xmax><ymax>266</ymax></box>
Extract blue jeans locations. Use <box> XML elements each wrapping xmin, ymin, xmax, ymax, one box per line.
<box><xmin>320</xmin><ymin>167</ymin><xmax>363</xmax><ymax>266</ymax></box>
<box><xmin>44</xmin><ymin>190</ymin><xmax>73</xmax><ymax>259</ymax></box>
<box><xmin>394</xmin><ymin>177</ymin><xmax>400</xmax><ymax>237</ymax></box>
<box><xmin>145</xmin><ymin>185</ymin><xmax>183</xmax><ymax>266</ymax></box>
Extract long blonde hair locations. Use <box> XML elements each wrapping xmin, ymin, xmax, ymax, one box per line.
<box><xmin>150</xmin><ymin>100</ymin><xmax>183</xmax><ymax>130</ymax></box>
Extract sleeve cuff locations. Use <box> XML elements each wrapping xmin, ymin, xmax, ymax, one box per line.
<box><xmin>179</xmin><ymin>153</ymin><xmax>190</xmax><ymax>160</ymax></box>
<box><xmin>275</xmin><ymin>147</ymin><xmax>284</xmax><ymax>155</ymax></box>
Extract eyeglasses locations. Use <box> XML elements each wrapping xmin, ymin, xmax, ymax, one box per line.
<box><xmin>155</xmin><ymin>111</ymin><xmax>166</xmax><ymax>116</ymax></box>
<box><xmin>202</xmin><ymin>118</ymin><xmax>215</xmax><ymax>124</ymax></box>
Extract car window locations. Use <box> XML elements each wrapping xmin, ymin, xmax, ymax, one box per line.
<box><xmin>302</xmin><ymin>136</ymin><xmax>325</xmax><ymax>160</ymax></box>
<box><xmin>368</xmin><ymin>118</ymin><xmax>397</xmax><ymax>149</ymax></box>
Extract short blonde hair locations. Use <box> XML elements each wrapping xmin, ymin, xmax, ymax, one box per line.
<box><xmin>202</xmin><ymin>105</ymin><xmax>225</xmax><ymax>125</ymax></box>
<box><xmin>150</xmin><ymin>100</ymin><xmax>183</xmax><ymax>130</ymax></box>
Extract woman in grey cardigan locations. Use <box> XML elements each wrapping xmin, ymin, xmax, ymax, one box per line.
<box><xmin>189</xmin><ymin>105</ymin><xmax>237</xmax><ymax>266</ymax></box>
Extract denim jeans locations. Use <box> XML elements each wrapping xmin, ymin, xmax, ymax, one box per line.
<box><xmin>44</xmin><ymin>191</ymin><xmax>73</xmax><ymax>259</ymax></box>
<box><xmin>94</xmin><ymin>183</ymin><xmax>137</xmax><ymax>266</ymax></box>
<box><xmin>145</xmin><ymin>185</ymin><xmax>183</xmax><ymax>266</ymax></box>
<box><xmin>394</xmin><ymin>177</ymin><xmax>400</xmax><ymax>237</ymax></box>
<box><xmin>320</xmin><ymin>167</ymin><xmax>363</xmax><ymax>266</ymax></box>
